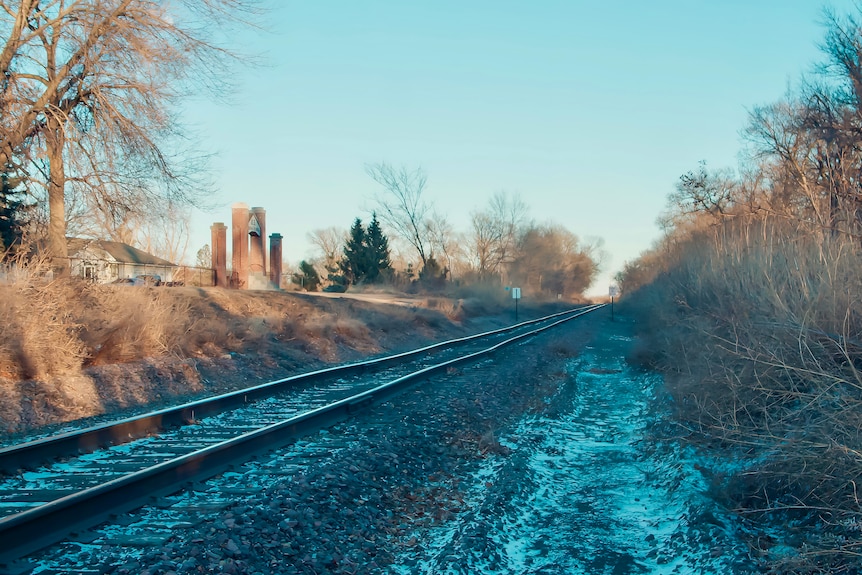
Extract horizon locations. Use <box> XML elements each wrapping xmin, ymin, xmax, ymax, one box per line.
<box><xmin>178</xmin><ymin>0</ymin><xmax>858</xmax><ymax>295</ymax></box>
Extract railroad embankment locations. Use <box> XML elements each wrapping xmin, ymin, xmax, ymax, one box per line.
<box><xmin>0</xmin><ymin>280</ymin><xmax>571</xmax><ymax>436</ymax></box>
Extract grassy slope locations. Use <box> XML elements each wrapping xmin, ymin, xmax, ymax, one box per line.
<box><xmin>0</xmin><ymin>282</ymin><xmax>566</xmax><ymax>436</ymax></box>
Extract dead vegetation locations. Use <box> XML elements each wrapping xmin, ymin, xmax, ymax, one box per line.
<box><xmin>615</xmin><ymin>7</ymin><xmax>862</xmax><ymax>569</ymax></box>
<box><xmin>622</xmin><ymin>218</ymin><xmax>862</xmax><ymax>573</ymax></box>
<box><xmin>0</xmin><ymin>276</ymin><xmax>87</xmax><ymax>379</ymax></box>
<box><xmin>0</xmin><ymin>268</ymin><xmax>548</xmax><ymax>435</ymax></box>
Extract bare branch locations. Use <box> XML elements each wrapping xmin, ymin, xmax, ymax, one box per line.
<box><xmin>366</xmin><ymin>161</ymin><xmax>432</xmax><ymax>268</ymax></box>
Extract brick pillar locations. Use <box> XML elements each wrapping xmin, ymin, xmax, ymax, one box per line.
<box><xmin>269</xmin><ymin>233</ymin><xmax>283</xmax><ymax>289</ymax></box>
<box><xmin>231</xmin><ymin>202</ymin><xmax>249</xmax><ymax>289</ymax></box>
<box><xmin>210</xmin><ymin>222</ymin><xmax>228</xmax><ymax>287</ymax></box>
<box><xmin>249</xmin><ymin>206</ymin><xmax>267</xmax><ymax>276</ymax></box>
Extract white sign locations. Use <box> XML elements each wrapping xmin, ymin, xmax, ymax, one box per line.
<box><xmin>512</xmin><ymin>287</ymin><xmax>521</xmax><ymax>300</ymax></box>
<box><xmin>609</xmin><ymin>285</ymin><xmax>620</xmax><ymax>298</ymax></box>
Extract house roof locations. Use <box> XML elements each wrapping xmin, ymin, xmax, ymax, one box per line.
<box><xmin>68</xmin><ymin>238</ymin><xmax>176</xmax><ymax>267</ymax></box>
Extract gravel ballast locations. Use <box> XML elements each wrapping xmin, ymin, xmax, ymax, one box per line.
<box><xmin>21</xmin><ymin>311</ymin><xmax>755</xmax><ymax>574</ymax></box>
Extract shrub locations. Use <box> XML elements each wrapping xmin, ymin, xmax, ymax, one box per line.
<box><xmin>0</xmin><ymin>276</ymin><xmax>87</xmax><ymax>378</ymax></box>
<box><xmin>622</xmin><ymin>216</ymin><xmax>862</xmax><ymax>570</ymax></box>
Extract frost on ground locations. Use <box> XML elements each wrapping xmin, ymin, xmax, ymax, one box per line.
<box><xmin>395</xmin><ymin>328</ymin><xmax>757</xmax><ymax>575</ymax></box>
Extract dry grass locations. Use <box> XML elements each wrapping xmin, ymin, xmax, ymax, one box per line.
<box><xmin>623</xmin><ymin>217</ymin><xmax>862</xmax><ymax>573</ymax></box>
<box><xmin>0</xmin><ymin>264</ymin><xmax>576</xmax><ymax>437</ymax></box>
<box><xmin>0</xmin><ymin>272</ymin><xmax>522</xmax><ymax>434</ymax></box>
<box><xmin>0</xmin><ymin>278</ymin><xmax>87</xmax><ymax>379</ymax></box>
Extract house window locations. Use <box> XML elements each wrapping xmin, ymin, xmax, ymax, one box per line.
<box><xmin>83</xmin><ymin>265</ymin><xmax>96</xmax><ymax>281</ymax></box>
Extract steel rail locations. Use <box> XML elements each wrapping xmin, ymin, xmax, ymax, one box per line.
<box><xmin>0</xmin><ymin>304</ymin><xmax>602</xmax><ymax>475</ymax></box>
<box><xmin>0</xmin><ymin>303</ymin><xmax>604</xmax><ymax>565</ymax></box>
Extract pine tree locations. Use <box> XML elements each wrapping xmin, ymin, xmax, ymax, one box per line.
<box><xmin>419</xmin><ymin>256</ymin><xmax>447</xmax><ymax>289</ymax></box>
<box><xmin>338</xmin><ymin>215</ymin><xmax>394</xmax><ymax>287</ymax></box>
<box><xmin>340</xmin><ymin>218</ymin><xmax>368</xmax><ymax>284</ymax></box>
<box><xmin>364</xmin><ymin>213</ymin><xmax>392</xmax><ymax>283</ymax></box>
<box><xmin>292</xmin><ymin>260</ymin><xmax>321</xmax><ymax>291</ymax></box>
<box><xmin>0</xmin><ymin>170</ymin><xmax>29</xmax><ymax>255</ymax></box>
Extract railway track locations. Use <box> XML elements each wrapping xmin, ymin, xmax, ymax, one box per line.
<box><xmin>0</xmin><ymin>304</ymin><xmax>604</xmax><ymax>566</ymax></box>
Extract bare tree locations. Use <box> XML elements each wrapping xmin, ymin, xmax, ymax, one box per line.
<box><xmin>580</xmin><ymin>235</ymin><xmax>608</xmax><ymax>272</ymax></box>
<box><xmin>469</xmin><ymin>191</ymin><xmax>529</xmax><ymax>280</ymax></box>
<box><xmin>307</xmin><ymin>226</ymin><xmax>346</xmax><ymax>273</ymax></box>
<box><xmin>195</xmin><ymin>243</ymin><xmax>212</xmax><ymax>268</ymax></box>
<box><xmin>740</xmin><ymin>6</ymin><xmax>862</xmax><ymax>238</ymax></box>
<box><xmin>659</xmin><ymin>161</ymin><xmax>740</xmax><ymax>232</ymax></box>
<box><xmin>745</xmin><ymin>100</ymin><xmax>831</xmax><ymax>229</ymax></box>
<box><xmin>136</xmin><ymin>201</ymin><xmax>191</xmax><ymax>264</ymax></box>
<box><xmin>64</xmin><ymin>184</ymin><xmax>153</xmax><ymax>245</ymax></box>
<box><xmin>509</xmin><ymin>224</ymin><xmax>598</xmax><ymax>299</ymax></box>
<box><xmin>0</xmin><ymin>0</ymin><xmax>257</xmax><ymax>272</ymax></box>
<box><xmin>469</xmin><ymin>210</ymin><xmax>497</xmax><ymax>277</ymax></box>
<box><xmin>426</xmin><ymin>213</ymin><xmax>462</xmax><ymax>280</ymax></box>
<box><xmin>366</xmin><ymin>162</ymin><xmax>433</xmax><ymax>268</ymax></box>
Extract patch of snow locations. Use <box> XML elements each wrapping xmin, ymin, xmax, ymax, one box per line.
<box><xmin>395</xmin><ymin>329</ymin><xmax>756</xmax><ymax>574</ymax></box>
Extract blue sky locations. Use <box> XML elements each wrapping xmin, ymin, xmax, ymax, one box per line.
<box><xmin>183</xmin><ymin>0</ymin><xmax>856</xmax><ymax>294</ymax></box>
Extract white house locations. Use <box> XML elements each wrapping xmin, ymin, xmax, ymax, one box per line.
<box><xmin>68</xmin><ymin>239</ymin><xmax>177</xmax><ymax>284</ymax></box>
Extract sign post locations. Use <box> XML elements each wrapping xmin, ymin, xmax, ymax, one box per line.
<box><xmin>512</xmin><ymin>287</ymin><xmax>521</xmax><ymax>322</ymax></box>
<box><xmin>609</xmin><ymin>284</ymin><xmax>619</xmax><ymax>321</ymax></box>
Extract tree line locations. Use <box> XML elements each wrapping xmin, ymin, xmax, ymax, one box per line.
<box><xmin>618</xmin><ymin>5</ymin><xmax>862</xmax><ymax>571</ymax></box>
<box><xmin>637</xmin><ymin>6</ymin><xmax>862</xmax><ymax>258</ymax></box>
<box><xmin>622</xmin><ymin>3</ymin><xmax>862</xmax><ymax>294</ymax></box>
<box><xmin>296</xmin><ymin>163</ymin><xmax>601</xmax><ymax>299</ymax></box>
<box><xmin>0</xmin><ymin>2</ymin><xmax>599</xmax><ymax>298</ymax></box>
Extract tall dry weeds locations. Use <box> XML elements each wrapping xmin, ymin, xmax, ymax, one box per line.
<box><xmin>624</xmin><ymin>217</ymin><xmax>862</xmax><ymax>573</ymax></box>
<box><xmin>0</xmin><ymin>277</ymin><xmax>87</xmax><ymax>379</ymax></box>
<box><xmin>0</xmin><ymin>264</ymin><xmax>200</xmax><ymax>377</ymax></box>
<box><xmin>82</xmin><ymin>286</ymin><xmax>184</xmax><ymax>363</ymax></box>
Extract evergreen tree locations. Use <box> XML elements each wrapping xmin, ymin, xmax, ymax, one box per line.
<box><xmin>364</xmin><ymin>213</ymin><xmax>392</xmax><ymax>283</ymax></box>
<box><xmin>338</xmin><ymin>215</ymin><xmax>394</xmax><ymax>286</ymax></box>
<box><xmin>292</xmin><ymin>260</ymin><xmax>321</xmax><ymax>291</ymax></box>
<box><xmin>0</xmin><ymin>170</ymin><xmax>29</xmax><ymax>255</ymax></box>
<box><xmin>419</xmin><ymin>256</ymin><xmax>447</xmax><ymax>289</ymax></box>
<box><xmin>340</xmin><ymin>218</ymin><xmax>369</xmax><ymax>284</ymax></box>
<box><xmin>325</xmin><ymin>270</ymin><xmax>348</xmax><ymax>292</ymax></box>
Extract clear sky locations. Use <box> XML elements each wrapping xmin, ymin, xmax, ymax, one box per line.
<box><xmin>181</xmin><ymin>0</ymin><xmax>857</xmax><ymax>295</ymax></box>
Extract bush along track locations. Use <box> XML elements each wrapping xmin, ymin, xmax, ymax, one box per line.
<box><xmin>621</xmin><ymin>221</ymin><xmax>862</xmax><ymax>574</ymax></box>
<box><xmin>20</xmin><ymin>312</ymin><xmax>755</xmax><ymax>575</ymax></box>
